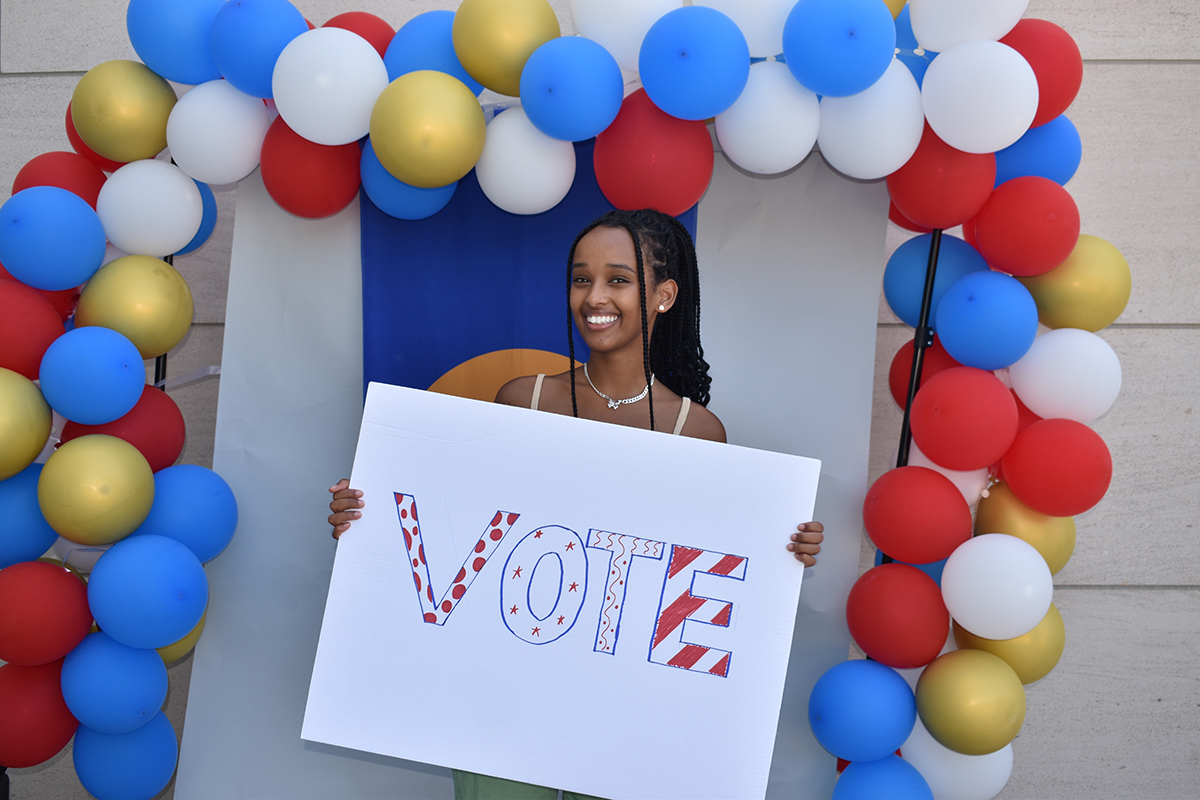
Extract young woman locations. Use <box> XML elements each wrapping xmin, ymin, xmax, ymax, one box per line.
<box><xmin>327</xmin><ymin>208</ymin><xmax>824</xmax><ymax>799</ymax></box>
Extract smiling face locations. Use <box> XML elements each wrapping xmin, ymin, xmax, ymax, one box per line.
<box><xmin>570</xmin><ymin>225</ymin><xmax>677</xmax><ymax>356</ymax></box>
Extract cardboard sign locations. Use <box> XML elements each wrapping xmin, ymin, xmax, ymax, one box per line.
<box><xmin>303</xmin><ymin>383</ymin><xmax>821</xmax><ymax>800</ymax></box>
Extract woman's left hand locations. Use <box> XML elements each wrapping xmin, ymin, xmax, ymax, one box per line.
<box><xmin>788</xmin><ymin>522</ymin><xmax>824</xmax><ymax>567</ymax></box>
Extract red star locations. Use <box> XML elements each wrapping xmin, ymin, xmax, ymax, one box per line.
<box><xmin>531</xmin><ymin>626</ymin><xmax>541</xmax><ymax>637</ymax></box>
<box><xmin>534</xmin><ymin>530</ymin><xmax>543</xmax><ymax>538</ymax></box>
<box><xmin>512</xmin><ymin>566</ymin><xmax>522</xmax><ymax>579</ymax></box>
<box><xmin>557</xmin><ymin>615</ymin><xmax>565</xmax><ymax>625</ymax></box>
<box><xmin>509</xmin><ymin>605</ymin><xmax>518</xmax><ymax>614</ymax></box>
<box><xmin>564</xmin><ymin>541</ymin><xmax>575</xmax><ymax>551</ymax></box>
<box><xmin>568</xmin><ymin>582</ymin><xmax>578</xmax><ymax>592</ymax></box>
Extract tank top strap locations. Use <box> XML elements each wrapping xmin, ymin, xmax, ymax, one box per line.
<box><xmin>530</xmin><ymin>374</ymin><xmax>546</xmax><ymax>411</ymax></box>
<box><xmin>672</xmin><ymin>397</ymin><xmax>691</xmax><ymax>435</ymax></box>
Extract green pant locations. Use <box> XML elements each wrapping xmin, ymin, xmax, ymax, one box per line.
<box><xmin>452</xmin><ymin>769</ymin><xmax>605</xmax><ymax>800</ymax></box>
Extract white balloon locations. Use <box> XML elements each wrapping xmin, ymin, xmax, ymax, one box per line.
<box><xmin>273</xmin><ymin>27</ymin><xmax>389</xmax><ymax>146</ymax></box>
<box><xmin>909</xmin><ymin>0</ymin><xmax>1029</xmax><ymax>53</ymax></box>
<box><xmin>899</xmin><ymin>440</ymin><xmax>989</xmax><ymax>508</ymax></box>
<box><xmin>571</xmin><ymin>0</ymin><xmax>682</xmax><ymax>73</ymax></box>
<box><xmin>818</xmin><ymin>59</ymin><xmax>924</xmax><ymax>180</ymax></box>
<box><xmin>941</xmin><ymin>534</ymin><xmax>1053</xmax><ymax>640</ymax></box>
<box><xmin>475</xmin><ymin>108</ymin><xmax>576</xmax><ymax>215</ymax></box>
<box><xmin>96</xmin><ymin>160</ymin><xmax>203</xmax><ymax>257</ymax></box>
<box><xmin>922</xmin><ymin>41</ymin><xmax>1038</xmax><ymax>154</ymax></box>
<box><xmin>694</xmin><ymin>0</ymin><xmax>793</xmax><ymax>58</ymax></box>
<box><xmin>714</xmin><ymin>62</ymin><xmax>818</xmax><ymax>175</ymax></box>
<box><xmin>902</xmin><ymin>716</ymin><xmax>1014</xmax><ymax>800</ymax></box>
<box><xmin>1009</xmin><ymin>329</ymin><xmax>1122</xmax><ymax>423</ymax></box>
<box><xmin>166</xmin><ymin>79</ymin><xmax>271</xmax><ymax>185</ymax></box>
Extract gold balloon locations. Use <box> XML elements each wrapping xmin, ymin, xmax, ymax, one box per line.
<box><xmin>76</xmin><ymin>255</ymin><xmax>194</xmax><ymax>358</ymax></box>
<box><xmin>158</xmin><ymin>608</ymin><xmax>206</xmax><ymax>665</ymax></box>
<box><xmin>916</xmin><ymin>649</ymin><xmax>1026</xmax><ymax>755</ymax></box>
<box><xmin>452</xmin><ymin>0</ymin><xmax>561</xmax><ymax>97</ymax></box>
<box><xmin>370</xmin><ymin>71</ymin><xmax>487</xmax><ymax>188</ymax></box>
<box><xmin>71</xmin><ymin>60</ymin><xmax>176</xmax><ymax>163</ymax></box>
<box><xmin>1018</xmin><ymin>234</ymin><xmax>1132</xmax><ymax>332</ymax></box>
<box><xmin>38</xmin><ymin>434</ymin><xmax>154</xmax><ymax>546</ymax></box>
<box><xmin>976</xmin><ymin>481</ymin><xmax>1076</xmax><ymax>574</ymax></box>
<box><xmin>0</xmin><ymin>367</ymin><xmax>51</xmax><ymax>480</ymax></box>
<box><xmin>882</xmin><ymin>0</ymin><xmax>906</xmax><ymax>19</ymax></box>
<box><xmin>954</xmin><ymin>604</ymin><xmax>1065</xmax><ymax>685</ymax></box>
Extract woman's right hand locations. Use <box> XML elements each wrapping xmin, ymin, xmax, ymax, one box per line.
<box><xmin>328</xmin><ymin>478</ymin><xmax>364</xmax><ymax>540</ymax></box>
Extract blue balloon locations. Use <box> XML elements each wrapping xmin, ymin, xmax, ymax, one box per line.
<box><xmin>884</xmin><ymin>234</ymin><xmax>989</xmax><ymax>328</ymax></box>
<box><xmin>639</xmin><ymin>7</ymin><xmax>750</xmax><ymax>121</ymax></box>
<box><xmin>39</xmin><ymin>327</ymin><xmax>145</xmax><ymax>425</ymax></box>
<box><xmin>0</xmin><ymin>464</ymin><xmax>59</xmax><ymax>569</ymax></box>
<box><xmin>175</xmin><ymin>180</ymin><xmax>217</xmax><ymax>256</ymax></box>
<box><xmin>129</xmin><ymin>465</ymin><xmax>238</xmax><ymax>563</ymax></box>
<box><xmin>936</xmin><ymin>271</ymin><xmax>1039</xmax><ymax>370</ymax></box>
<box><xmin>127</xmin><ymin>0</ymin><xmax>225</xmax><ymax>85</ymax></box>
<box><xmin>784</xmin><ymin>0</ymin><xmax>896</xmax><ymax>97</ymax></box>
<box><xmin>74</xmin><ymin>711</ymin><xmax>178</xmax><ymax>800</ymax></box>
<box><xmin>834</xmin><ymin>755</ymin><xmax>934</xmax><ymax>800</ymax></box>
<box><xmin>0</xmin><ymin>186</ymin><xmax>106</xmax><ymax>291</ymax></box>
<box><xmin>894</xmin><ymin>7</ymin><xmax>938</xmax><ymax>88</ymax></box>
<box><xmin>995</xmin><ymin>115</ymin><xmax>1082</xmax><ymax>188</ymax></box>
<box><xmin>88</xmin><ymin>535</ymin><xmax>208</xmax><ymax>650</ymax></box>
<box><xmin>208</xmin><ymin>0</ymin><xmax>308</xmax><ymax>99</ymax></box>
<box><xmin>383</xmin><ymin>10</ymin><xmax>483</xmax><ymax>95</ymax></box>
<box><xmin>360</xmin><ymin>140</ymin><xmax>457</xmax><ymax>221</ymax></box>
<box><xmin>520</xmin><ymin>37</ymin><xmax>624</xmax><ymax>142</ymax></box>
<box><xmin>808</xmin><ymin>659</ymin><xmax>916</xmax><ymax>762</ymax></box>
<box><xmin>874</xmin><ymin>550</ymin><xmax>947</xmax><ymax>586</ymax></box>
<box><xmin>61</xmin><ymin>632</ymin><xmax>168</xmax><ymax>735</ymax></box>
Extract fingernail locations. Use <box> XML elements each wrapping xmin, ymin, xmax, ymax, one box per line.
<box><xmin>352</xmin><ymin>511</ymin><xmax>361</xmax><ymax>518</ymax></box>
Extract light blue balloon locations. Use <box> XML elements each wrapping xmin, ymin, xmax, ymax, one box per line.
<box><xmin>87</xmin><ymin>535</ymin><xmax>208</xmax><ymax>650</ymax></box>
<box><xmin>783</xmin><ymin>0</ymin><xmax>896</xmax><ymax>97</ymax></box>
<box><xmin>0</xmin><ymin>464</ymin><xmax>59</xmax><ymax>569</ymax></box>
<box><xmin>61</xmin><ymin>632</ymin><xmax>168</xmax><ymax>735</ymax></box>
<box><xmin>383</xmin><ymin>10</ymin><xmax>483</xmax><ymax>95</ymax></box>
<box><xmin>521</xmin><ymin>37</ymin><xmax>624</xmax><ymax>142</ymax></box>
<box><xmin>175</xmin><ymin>180</ymin><xmax>217</xmax><ymax>255</ymax></box>
<box><xmin>936</xmin><ymin>271</ymin><xmax>1039</xmax><ymax>370</ymax></box>
<box><xmin>995</xmin><ymin>115</ymin><xmax>1082</xmax><ymax>188</ymax></box>
<box><xmin>208</xmin><ymin>0</ymin><xmax>308</xmax><ymax>99</ymax></box>
<box><xmin>129</xmin><ymin>465</ymin><xmax>238</xmax><ymax>563</ymax></box>
<box><xmin>0</xmin><ymin>186</ymin><xmax>106</xmax><ymax>291</ymax></box>
<box><xmin>639</xmin><ymin>6</ymin><xmax>750</xmax><ymax>121</ymax></box>
<box><xmin>884</xmin><ymin>234</ymin><xmax>989</xmax><ymax>329</ymax></box>
<box><xmin>39</xmin><ymin>327</ymin><xmax>145</xmax><ymax>425</ymax></box>
<box><xmin>808</xmin><ymin>659</ymin><xmax>916</xmax><ymax>763</ymax></box>
<box><xmin>127</xmin><ymin>0</ymin><xmax>225</xmax><ymax>85</ymax></box>
<box><xmin>74</xmin><ymin>711</ymin><xmax>177</xmax><ymax>800</ymax></box>
<box><xmin>834</xmin><ymin>755</ymin><xmax>934</xmax><ymax>800</ymax></box>
<box><xmin>360</xmin><ymin>140</ymin><xmax>457</xmax><ymax>221</ymax></box>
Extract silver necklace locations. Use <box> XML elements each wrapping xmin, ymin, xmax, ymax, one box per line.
<box><xmin>583</xmin><ymin>363</ymin><xmax>654</xmax><ymax>410</ymax></box>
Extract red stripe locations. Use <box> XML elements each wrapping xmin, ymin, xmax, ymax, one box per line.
<box><xmin>652</xmin><ymin>592</ymin><xmax>707</xmax><ymax>648</ymax></box>
<box><xmin>667</xmin><ymin>644</ymin><xmax>710</xmax><ymax>669</ymax></box>
<box><xmin>667</xmin><ymin>546</ymin><xmax>704</xmax><ymax>579</ymax></box>
<box><xmin>708</xmin><ymin>554</ymin><xmax>745</xmax><ymax>576</ymax></box>
<box><xmin>708</xmin><ymin>654</ymin><xmax>730</xmax><ymax>676</ymax></box>
<box><xmin>710</xmin><ymin>603</ymin><xmax>731</xmax><ymax>627</ymax></box>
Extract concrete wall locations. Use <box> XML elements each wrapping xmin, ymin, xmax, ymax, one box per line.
<box><xmin>2</xmin><ymin>1</ymin><xmax>1196</xmax><ymax>797</ymax></box>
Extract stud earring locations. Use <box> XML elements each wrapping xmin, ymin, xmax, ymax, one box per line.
<box><xmin>658</xmin><ymin>304</ymin><xmax>666</xmax><ymax>312</ymax></box>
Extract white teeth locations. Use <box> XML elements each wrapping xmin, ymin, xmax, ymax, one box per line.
<box><xmin>587</xmin><ymin>315</ymin><xmax>617</xmax><ymax>325</ymax></box>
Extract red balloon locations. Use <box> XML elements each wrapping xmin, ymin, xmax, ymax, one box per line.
<box><xmin>0</xmin><ymin>261</ymin><xmax>81</xmax><ymax>322</ymax></box>
<box><xmin>847</xmin><ymin>564</ymin><xmax>950</xmax><ymax>669</ymax></box>
<box><xmin>1001</xmin><ymin>19</ymin><xmax>1083</xmax><ymax>128</ymax></box>
<box><xmin>65</xmin><ymin>103</ymin><xmax>126</xmax><ymax>173</ymax></box>
<box><xmin>60</xmin><ymin>385</ymin><xmax>186</xmax><ymax>472</ymax></box>
<box><xmin>863</xmin><ymin>467</ymin><xmax>972</xmax><ymax>564</ymax></box>
<box><xmin>1012</xmin><ymin>389</ymin><xmax>1043</xmax><ymax>434</ymax></box>
<box><xmin>593</xmin><ymin>89</ymin><xmax>714</xmax><ymax>217</ymax></box>
<box><xmin>0</xmin><ymin>562</ymin><xmax>92</xmax><ymax>666</ymax></box>
<box><xmin>889</xmin><ymin>201</ymin><xmax>932</xmax><ymax>233</ymax></box>
<box><xmin>960</xmin><ymin>214</ymin><xmax>978</xmax><ymax>248</ymax></box>
<box><xmin>910</xmin><ymin>367</ymin><xmax>1018</xmax><ymax>470</ymax></box>
<box><xmin>13</xmin><ymin>152</ymin><xmax>108</xmax><ymax>211</ymax></box>
<box><xmin>973</xmin><ymin>176</ymin><xmax>1080</xmax><ymax>277</ymax></box>
<box><xmin>260</xmin><ymin>117</ymin><xmax>362</xmax><ymax>219</ymax></box>
<box><xmin>323</xmin><ymin>12</ymin><xmax>395</xmax><ymax>59</ymax></box>
<box><xmin>1002</xmin><ymin>418</ymin><xmax>1112</xmax><ymax>516</ymax></box>
<box><xmin>0</xmin><ymin>279</ymin><xmax>65</xmax><ymax>379</ymax></box>
<box><xmin>886</xmin><ymin>123</ymin><xmax>996</xmax><ymax>230</ymax></box>
<box><xmin>0</xmin><ymin>660</ymin><xmax>78</xmax><ymax>768</ymax></box>
<box><xmin>888</xmin><ymin>334</ymin><xmax>961</xmax><ymax>410</ymax></box>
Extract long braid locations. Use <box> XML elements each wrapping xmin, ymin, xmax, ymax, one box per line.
<box><xmin>628</xmin><ymin>220</ymin><xmax>655</xmax><ymax>432</ymax></box>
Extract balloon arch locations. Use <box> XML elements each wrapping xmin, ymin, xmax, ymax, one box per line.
<box><xmin>0</xmin><ymin>0</ymin><xmax>1130</xmax><ymax>798</ymax></box>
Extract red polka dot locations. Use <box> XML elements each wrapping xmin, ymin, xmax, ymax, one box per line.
<box><xmin>413</xmin><ymin>572</ymin><xmax>422</xmax><ymax>591</ymax></box>
<box><xmin>411</xmin><ymin>526</ymin><xmax>419</xmax><ymax>538</ymax></box>
<box><xmin>452</xmin><ymin>585</ymin><xmax>466</xmax><ymax>599</ymax></box>
<box><xmin>441</xmin><ymin>600</ymin><xmax>453</xmax><ymax>613</ymax></box>
<box><xmin>473</xmin><ymin>557</ymin><xmax>486</xmax><ymax>572</ymax></box>
<box><xmin>403</xmin><ymin>529</ymin><xmax>412</xmax><ymax>551</ymax></box>
<box><xmin>507</xmin><ymin>513</ymin><xmax>519</xmax><ymax>525</ymax></box>
<box><xmin>424</xmin><ymin>612</ymin><xmax>437</xmax><ymax>623</ymax></box>
<box><xmin>619</xmin><ymin>580</ymin><xmax>623</xmax><ymax>585</ymax></box>
<box><xmin>490</xmin><ymin>528</ymin><xmax>503</xmax><ymax>541</ymax></box>
<box><xmin>454</xmin><ymin>568</ymin><xmax>466</xmax><ymax>584</ymax></box>
<box><xmin>401</xmin><ymin>508</ymin><xmax>408</xmax><ymax>519</ymax></box>
<box><xmin>491</xmin><ymin>511</ymin><xmax>503</xmax><ymax>526</ymax></box>
<box><xmin>426</xmin><ymin>586</ymin><xmax>434</xmax><ymax>602</ymax></box>
<box><xmin>611</xmin><ymin>570</ymin><xmax>616</xmax><ymax>575</ymax></box>
<box><xmin>413</xmin><ymin>558</ymin><xmax>419</xmax><ymax>568</ymax></box>
<box><xmin>474</xmin><ymin>540</ymin><xmax>486</xmax><ymax>553</ymax></box>
<box><xmin>418</xmin><ymin>544</ymin><xmax>426</xmax><ymax>564</ymax></box>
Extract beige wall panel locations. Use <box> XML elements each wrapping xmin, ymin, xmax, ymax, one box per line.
<box><xmin>173</xmin><ymin>183</ymin><xmax>236</xmax><ymax>324</ymax></box>
<box><xmin>1027</xmin><ymin>0</ymin><xmax>1200</xmax><ymax>60</ymax></box>
<box><xmin>997</xmin><ymin>587</ymin><xmax>1200</xmax><ymax>799</ymax></box>
<box><xmin>0</xmin><ymin>76</ymin><xmax>79</xmax><ymax>204</ymax></box>
<box><xmin>145</xmin><ymin>323</ymin><xmax>224</xmax><ymax>470</ymax></box>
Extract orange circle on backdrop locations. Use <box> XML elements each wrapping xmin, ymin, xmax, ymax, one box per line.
<box><xmin>428</xmin><ymin>349</ymin><xmax>578</xmax><ymax>402</ymax></box>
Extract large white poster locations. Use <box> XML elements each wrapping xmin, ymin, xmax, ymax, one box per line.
<box><xmin>303</xmin><ymin>383</ymin><xmax>821</xmax><ymax>800</ymax></box>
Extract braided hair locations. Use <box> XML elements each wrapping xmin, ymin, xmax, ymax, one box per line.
<box><xmin>566</xmin><ymin>209</ymin><xmax>713</xmax><ymax>431</ymax></box>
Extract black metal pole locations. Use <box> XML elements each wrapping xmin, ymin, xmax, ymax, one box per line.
<box><xmin>881</xmin><ymin>228</ymin><xmax>943</xmax><ymax>565</ymax></box>
<box><xmin>155</xmin><ymin>254</ymin><xmax>172</xmax><ymax>390</ymax></box>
